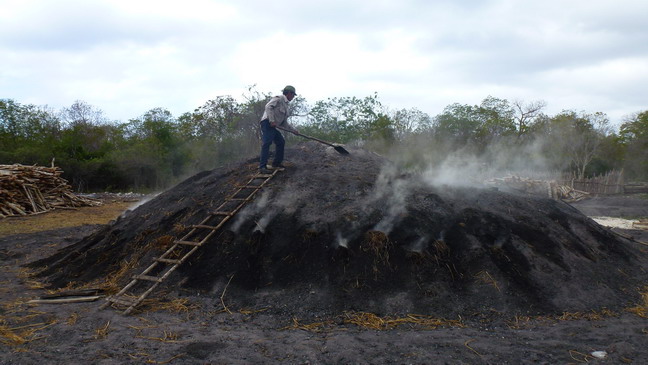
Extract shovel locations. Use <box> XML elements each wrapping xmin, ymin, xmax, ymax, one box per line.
<box><xmin>277</xmin><ymin>126</ymin><xmax>350</xmax><ymax>155</ymax></box>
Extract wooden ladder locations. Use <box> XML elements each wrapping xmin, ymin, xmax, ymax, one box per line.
<box><xmin>101</xmin><ymin>169</ymin><xmax>280</xmax><ymax>314</ymax></box>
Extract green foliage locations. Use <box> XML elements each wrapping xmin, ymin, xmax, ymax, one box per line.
<box><xmin>528</xmin><ymin>110</ymin><xmax>611</xmax><ymax>178</ymax></box>
<box><xmin>305</xmin><ymin>93</ymin><xmax>387</xmax><ymax>143</ymax></box>
<box><xmin>1</xmin><ymin>93</ymin><xmax>645</xmax><ymax>192</ymax></box>
<box><xmin>619</xmin><ymin>111</ymin><xmax>648</xmax><ymax>180</ymax></box>
<box><xmin>430</xmin><ymin>96</ymin><xmax>516</xmax><ymax>155</ymax></box>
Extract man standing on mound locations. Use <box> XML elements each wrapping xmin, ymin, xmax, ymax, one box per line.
<box><xmin>259</xmin><ymin>85</ymin><xmax>299</xmax><ymax>174</ymax></box>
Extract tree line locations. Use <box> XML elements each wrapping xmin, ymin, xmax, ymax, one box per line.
<box><xmin>1</xmin><ymin>88</ymin><xmax>647</xmax><ymax>192</ymax></box>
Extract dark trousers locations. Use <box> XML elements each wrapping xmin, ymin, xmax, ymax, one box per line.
<box><xmin>259</xmin><ymin>119</ymin><xmax>285</xmax><ymax>168</ymax></box>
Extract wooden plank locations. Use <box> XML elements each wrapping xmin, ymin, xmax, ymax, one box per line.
<box><xmin>41</xmin><ymin>288</ymin><xmax>103</xmax><ymax>299</ymax></box>
<box><xmin>191</xmin><ymin>224</ymin><xmax>219</xmax><ymax>230</ymax></box>
<box><xmin>155</xmin><ymin>257</ymin><xmax>183</xmax><ymax>264</ymax></box>
<box><xmin>107</xmin><ymin>296</ymin><xmax>139</xmax><ymax>306</ymax></box>
<box><xmin>175</xmin><ymin>240</ymin><xmax>202</xmax><ymax>246</ymax></box>
<box><xmin>133</xmin><ymin>274</ymin><xmax>163</xmax><ymax>282</ymax></box>
<box><xmin>211</xmin><ymin>211</ymin><xmax>233</xmax><ymax>216</ymax></box>
<box><xmin>28</xmin><ymin>296</ymin><xmax>101</xmax><ymax>304</ymax></box>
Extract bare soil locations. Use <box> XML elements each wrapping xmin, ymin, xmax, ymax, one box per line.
<box><xmin>1</xmin><ymin>144</ymin><xmax>647</xmax><ymax>364</ymax></box>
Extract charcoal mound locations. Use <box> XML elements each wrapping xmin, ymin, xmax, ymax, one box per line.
<box><xmin>31</xmin><ymin>142</ymin><xmax>648</xmax><ymax>318</ymax></box>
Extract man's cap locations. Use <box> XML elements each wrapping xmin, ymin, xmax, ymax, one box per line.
<box><xmin>282</xmin><ymin>85</ymin><xmax>297</xmax><ymax>95</ymax></box>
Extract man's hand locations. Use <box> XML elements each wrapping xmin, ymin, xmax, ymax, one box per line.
<box><xmin>293</xmin><ymin>129</ymin><xmax>300</xmax><ymax>135</ymax></box>
<box><xmin>270</xmin><ymin>121</ymin><xmax>277</xmax><ymax>127</ymax></box>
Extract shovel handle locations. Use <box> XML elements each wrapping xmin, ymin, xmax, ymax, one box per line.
<box><xmin>276</xmin><ymin>126</ymin><xmax>336</xmax><ymax>147</ymax></box>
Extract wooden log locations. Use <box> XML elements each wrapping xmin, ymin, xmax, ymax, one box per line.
<box><xmin>41</xmin><ymin>288</ymin><xmax>104</xmax><ymax>298</ymax></box>
<box><xmin>6</xmin><ymin>202</ymin><xmax>26</xmax><ymax>215</ymax></box>
<box><xmin>27</xmin><ymin>296</ymin><xmax>102</xmax><ymax>304</ymax></box>
<box><xmin>23</xmin><ymin>184</ymin><xmax>38</xmax><ymax>213</ymax></box>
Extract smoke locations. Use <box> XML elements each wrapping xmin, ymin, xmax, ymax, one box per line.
<box><xmin>352</xmin><ymin>131</ymin><xmax>564</xmax><ymax>240</ymax></box>
<box><xmin>365</xmin><ymin>163</ymin><xmax>413</xmax><ymax>235</ymax></box>
<box><xmin>120</xmin><ymin>192</ymin><xmax>160</xmax><ymax>218</ymax></box>
<box><xmin>334</xmin><ymin>231</ymin><xmax>349</xmax><ymax>249</ymax></box>
<box><xmin>230</xmin><ymin>187</ymin><xmax>303</xmax><ymax>234</ymax></box>
<box><xmin>420</xmin><ymin>152</ymin><xmax>486</xmax><ymax>187</ymax></box>
<box><xmin>373</xmin><ymin>131</ymin><xmax>561</xmax><ymax>190</ymax></box>
<box><xmin>230</xmin><ymin>190</ymin><xmax>270</xmax><ymax>233</ymax></box>
<box><xmin>256</xmin><ymin>189</ymin><xmax>302</xmax><ymax>232</ymax></box>
<box><xmin>406</xmin><ymin>236</ymin><xmax>428</xmax><ymax>253</ymax></box>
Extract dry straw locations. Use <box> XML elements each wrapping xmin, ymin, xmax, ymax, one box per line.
<box><xmin>474</xmin><ymin>270</ymin><xmax>501</xmax><ymax>292</ymax></box>
<box><xmin>93</xmin><ymin>320</ymin><xmax>111</xmax><ymax>340</ymax></box>
<box><xmin>139</xmin><ymin>297</ymin><xmax>197</xmax><ymax>314</ymax></box>
<box><xmin>280</xmin><ymin>317</ymin><xmax>336</xmax><ymax>332</ymax></box>
<box><xmin>0</xmin><ymin>320</ymin><xmax>57</xmax><ymax>346</ymax></box>
<box><xmin>626</xmin><ymin>286</ymin><xmax>648</xmax><ymax>318</ymax></box>
<box><xmin>343</xmin><ymin>311</ymin><xmax>465</xmax><ymax>330</ymax></box>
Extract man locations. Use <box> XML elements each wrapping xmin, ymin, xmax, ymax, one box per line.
<box><xmin>259</xmin><ymin>85</ymin><xmax>299</xmax><ymax>173</ymax></box>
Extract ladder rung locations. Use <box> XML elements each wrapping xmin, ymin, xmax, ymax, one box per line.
<box><xmin>241</xmin><ymin>185</ymin><xmax>262</xmax><ymax>189</ymax></box>
<box><xmin>155</xmin><ymin>257</ymin><xmax>183</xmax><ymax>264</ymax></box>
<box><xmin>175</xmin><ymin>240</ymin><xmax>202</xmax><ymax>246</ymax></box>
<box><xmin>107</xmin><ymin>296</ymin><xmax>138</xmax><ymax>306</ymax></box>
<box><xmin>211</xmin><ymin>211</ymin><xmax>233</xmax><ymax>216</ymax></box>
<box><xmin>133</xmin><ymin>274</ymin><xmax>163</xmax><ymax>282</ymax></box>
<box><xmin>191</xmin><ymin>224</ymin><xmax>218</xmax><ymax>230</ymax></box>
<box><xmin>256</xmin><ymin>174</ymin><xmax>273</xmax><ymax>178</ymax></box>
<box><xmin>226</xmin><ymin>198</ymin><xmax>247</xmax><ymax>201</ymax></box>
<box><xmin>190</xmin><ymin>224</ymin><xmax>218</xmax><ymax>230</ymax></box>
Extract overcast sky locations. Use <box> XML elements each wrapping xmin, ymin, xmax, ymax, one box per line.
<box><xmin>1</xmin><ymin>0</ymin><xmax>647</xmax><ymax>126</ymax></box>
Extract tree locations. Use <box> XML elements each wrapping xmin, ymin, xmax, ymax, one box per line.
<box><xmin>473</xmin><ymin>96</ymin><xmax>516</xmax><ymax>148</ymax></box>
<box><xmin>0</xmin><ymin>99</ymin><xmax>61</xmax><ymax>164</ymax></box>
<box><xmin>60</xmin><ymin>100</ymin><xmax>108</xmax><ymax>127</ymax></box>
<box><xmin>537</xmin><ymin>110</ymin><xmax>611</xmax><ymax>178</ymax></box>
<box><xmin>619</xmin><ymin>110</ymin><xmax>648</xmax><ymax>179</ymax></box>
<box><xmin>390</xmin><ymin>107</ymin><xmax>432</xmax><ymax>140</ymax></box>
<box><xmin>114</xmin><ymin>108</ymin><xmax>190</xmax><ymax>189</ymax></box>
<box><xmin>305</xmin><ymin>93</ymin><xmax>386</xmax><ymax>143</ymax></box>
<box><xmin>512</xmin><ymin>99</ymin><xmax>546</xmax><ymax>138</ymax></box>
<box><xmin>179</xmin><ymin>96</ymin><xmax>240</xmax><ymax>140</ymax></box>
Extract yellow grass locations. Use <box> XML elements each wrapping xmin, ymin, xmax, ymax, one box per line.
<box><xmin>139</xmin><ymin>297</ymin><xmax>198</xmax><ymax>314</ymax></box>
<box><xmin>0</xmin><ymin>319</ymin><xmax>57</xmax><ymax>346</ymax></box>
<box><xmin>101</xmin><ymin>258</ymin><xmax>139</xmax><ymax>294</ymax></box>
<box><xmin>66</xmin><ymin>313</ymin><xmax>79</xmax><ymax>325</ymax></box>
<box><xmin>93</xmin><ymin>321</ymin><xmax>111</xmax><ymax>340</ymax></box>
<box><xmin>136</xmin><ymin>330</ymin><xmax>181</xmax><ymax>343</ymax></box>
<box><xmin>506</xmin><ymin>308</ymin><xmax>618</xmax><ymax>329</ymax></box>
<box><xmin>280</xmin><ymin>317</ymin><xmax>335</xmax><ymax>332</ymax></box>
<box><xmin>626</xmin><ymin>286</ymin><xmax>648</xmax><ymax>318</ymax></box>
<box><xmin>0</xmin><ymin>201</ymin><xmax>134</xmax><ymax>237</ymax></box>
<box><xmin>362</xmin><ymin>231</ymin><xmax>392</xmax><ymax>276</ymax></box>
<box><xmin>343</xmin><ymin>311</ymin><xmax>465</xmax><ymax>330</ymax></box>
<box><xmin>474</xmin><ymin>270</ymin><xmax>501</xmax><ymax>292</ymax></box>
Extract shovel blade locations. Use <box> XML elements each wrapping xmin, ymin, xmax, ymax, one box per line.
<box><xmin>334</xmin><ymin>145</ymin><xmax>350</xmax><ymax>155</ymax></box>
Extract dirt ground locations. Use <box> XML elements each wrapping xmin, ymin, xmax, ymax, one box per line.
<box><xmin>1</xmin><ymin>183</ymin><xmax>647</xmax><ymax>364</ymax></box>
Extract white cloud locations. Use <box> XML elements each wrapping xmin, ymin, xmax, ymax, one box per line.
<box><xmin>0</xmin><ymin>0</ymin><xmax>646</xmax><ymax>124</ymax></box>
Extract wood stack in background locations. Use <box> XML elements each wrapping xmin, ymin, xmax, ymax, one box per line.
<box><xmin>485</xmin><ymin>175</ymin><xmax>590</xmax><ymax>202</ymax></box>
<box><xmin>0</xmin><ymin>164</ymin><xmax>101</xmax><ymax>218</ymax></box>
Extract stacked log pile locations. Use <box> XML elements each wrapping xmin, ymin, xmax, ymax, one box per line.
<box><xmin>0</xmin><ymin>164</ymin><xmax>101</xmax><ymax>217</ymax></box>
<box><xmin>633</xmin><ymin>219</ymin><xmax>648</xmax><ymax>230</ymax></box>
<box><xmin>548</xmin><ymin>182</ymin><xmax>590</xmax><ymax>202</ymax></box>
<box><xmin>486</xmin><ymin>176</ymin><xmax>590</xmax><ymax>202</ymax></box>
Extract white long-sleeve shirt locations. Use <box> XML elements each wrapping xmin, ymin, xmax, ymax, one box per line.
<box><xmin>261</xmin><ymin>95</ymin><xmax>294</xmax><ymax>131</ymax></box>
